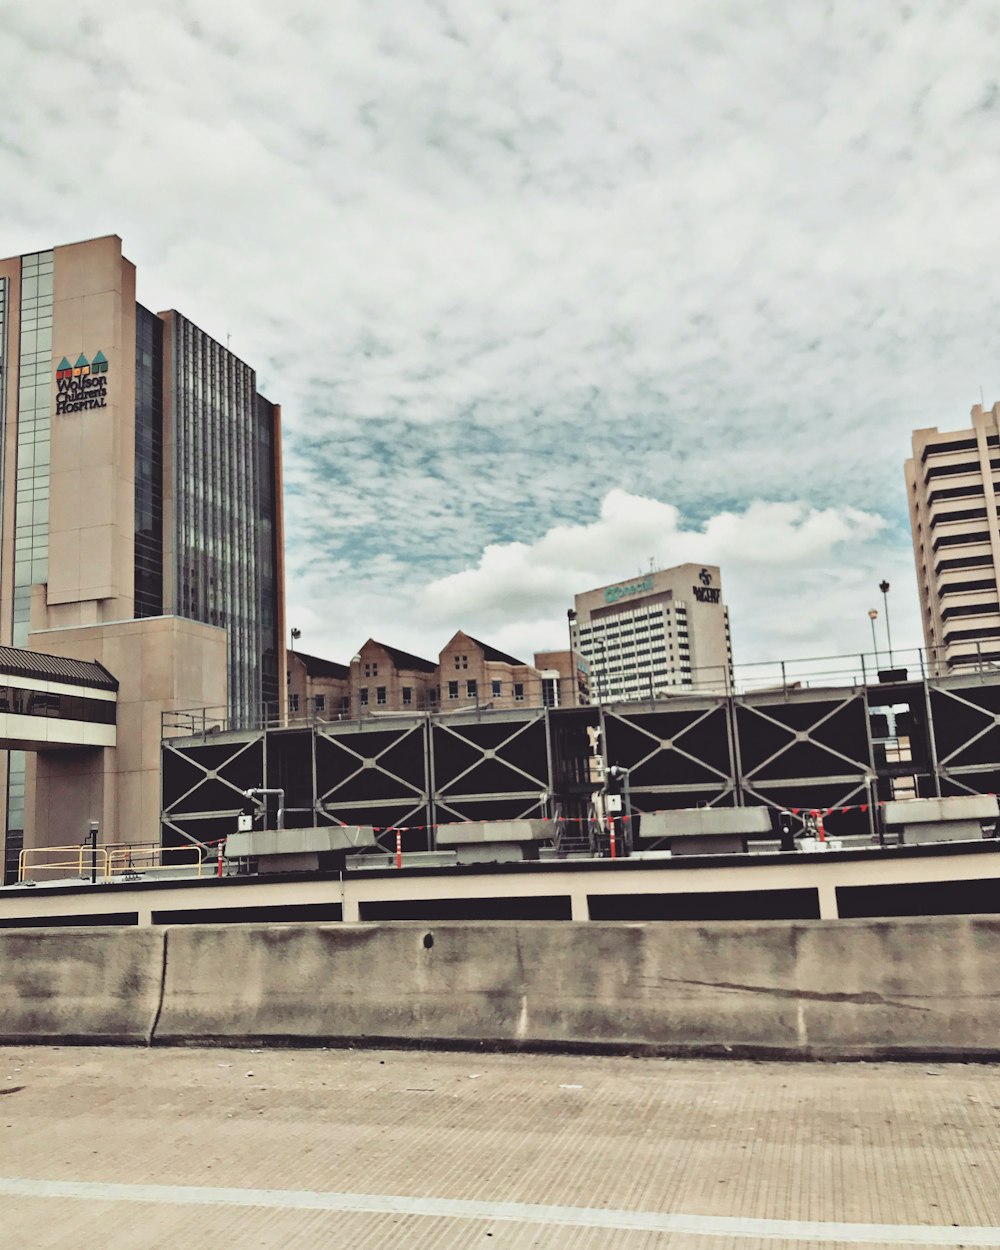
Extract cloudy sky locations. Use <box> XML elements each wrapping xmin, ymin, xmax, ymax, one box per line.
<box><xmin>3</xmin><ymin>0</ymin><xmax>999</xmax><ymax>671</ymax></box>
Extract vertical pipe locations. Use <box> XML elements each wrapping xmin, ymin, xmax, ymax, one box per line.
<box><xmin>543</xmin><ymin>707</ymin><xmax>555</xmax><ymax>822</ymax></box>
<box><xmin>728</xmin><ymin>692</ymin><xmax>744</xmax><ymax>808</ymax></box>
<box><xmin>922</xmin><ymin>675</ymin><xmax>942</xmax><ymax>798</ymax></box>
<box><xmin>425</xmin><ymin>712</ymin><xmax>436</xmax><ymax>851</ymax></box>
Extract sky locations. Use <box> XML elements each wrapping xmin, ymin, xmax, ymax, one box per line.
<box><xmin>2</xmin><ymin>0</ymin><xmax>999</xmax><ymax>673</ymax></box>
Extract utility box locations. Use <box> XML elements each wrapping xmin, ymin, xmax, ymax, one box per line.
<box><xmin>883</xmin><ymin>795</ymin><xmax>999</xmax><ymax>845</ymax></box>
<box><xmin>638</xmin><ymin>807</ymin><xmax>771</xmax><ymax>855</ymax></box>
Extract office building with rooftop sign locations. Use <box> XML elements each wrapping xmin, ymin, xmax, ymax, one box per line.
<box><xmin>0</xmin><ymin>236</ymin><xmax>285</xmax><ymax>878</ymax></box>
<box><xmin>569</xmin><ymin>564</ymin><xmax>732</xmax><ymax>701</ymax></box>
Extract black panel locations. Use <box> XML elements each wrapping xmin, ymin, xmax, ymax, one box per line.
<box><xmin>0</xmin><ymin>912</ymin><xmax>139</xmax><ymax>928</ymax></box>
<box><xmin>588</xmin><ymin>889</ymin><xmax>820</xmax><ymax>921</ymax></box>
<box><xmin>838</xmin><ymin>879</ymin><xmax>1000</xmax><ymax>918</ymax></box>
<box><xmin>359</xmin><ymin>895</ymin><xmax>572</xmax><ymax>920</ymax></box>
<box><xmin>153</xmin><ymin>902</ymin><xmax>343</xmax><ymax>924</ymax></box>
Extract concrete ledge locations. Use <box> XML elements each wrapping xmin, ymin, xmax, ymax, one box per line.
<box><xmin>640</xmin><ymin>808</ymin><xmax>773</xmax><ymax>837</ymax></box>
<box><xmin>0</xmin><ymin>927</ymin><xmax>165</xmax><ymax>1044</ymax></box>
<box><xmin>151</xmin><ymin>916</ymin><xmax>1000</xmax><ymax>1058</ymax></box>
<box><xmin>884</xmin><ymin>795</ymin><xmax>999</xmax><ymax>824</ymax></box>
<box><xmin>3</xmin><ymin>917</ymin><xmax>1000</xmax><ymax>1058</ymax></box>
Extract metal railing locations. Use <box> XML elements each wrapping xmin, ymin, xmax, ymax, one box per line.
<box><xmin>18</xmin><ymin>844</ymin><xmax>107</xmax><ymax>883</ymax></box>
<box><xmin>17</xmin><ymin>841</ymin><xmax>206</xmax><ymax>884</ymax></box>
<box><xmin>161</xmin><ymin>641</ymin><xmax>1000</xmax><ymax>742</ymax></box>
<box><xmin>105</xmin><ymin>844</ymin><xmax>204</xmax><ymax>880</ymax></box>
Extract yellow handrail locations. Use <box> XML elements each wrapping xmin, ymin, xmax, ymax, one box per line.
<box><xmin>105</xmin><ymin>845</ymin><xmax>204</xmax><ymax>880</ymax></box>
<box><xmin>18</xmin><ymin>845</ymin><xmax>108</xmax><ymax>883</ymax></box>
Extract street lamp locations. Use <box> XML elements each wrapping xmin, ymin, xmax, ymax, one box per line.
<box><xmin>290</xmin><ymin>627</ymin><xmax>301</xmax><ymax>652</ymax></box>
<box><xmin>878</xmin><ymin>580</ymin><xmax>893</xmax><ymax>665</ymax></box>
<box><xmin>868</xmin><ymin>608</ymin><xmax>879</xmax><ymax>672</ymax></box>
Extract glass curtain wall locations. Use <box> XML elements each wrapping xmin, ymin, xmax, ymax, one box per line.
<box><xmin>5</xmin><ymin>250</ymin><xmax>53</xmax><ymax>878</ymax></box>
<box><xmin>172</xmin><ymin>315</ymin><xmax>260</xmax><ymax>722</ymax></box>
<box><xmin>0</xmin><ymin>277</ymin><xmax>7</xmax><ymax>527</ymax></box>
<box><xmin>134</xmin><ymin>305</ymin><xmax>164</xmax><ymax>617</ymax></box>
<box><xmin>255</xmin><ymin>395</ymin><xmax>280</xmax><ymax>721</ymax></box>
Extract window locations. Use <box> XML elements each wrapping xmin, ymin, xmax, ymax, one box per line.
<box><xmin>448</xmin><ymin>681</ymin><xmax>459</xmax><ymax>699</ymax></box>
<box><xmin>467</xmin><ymin>680</ymin><xmax>477</xmax><ymax>698</ymax></box>
<box><xmin>376</xmin><ymin>686</ymin><xmax>386</xmax><ymax>705</ymax></box>
<box><xmin>363</xmin><ymin>662</ymin><xmax>378</xmax><ymax>677</ymax></box>
<box><xmin>314</xmin><ymin>694</ymin><xmax>325</xmax><ymax>713</ymax></box>
<box><xmin>514</xmin><ymin>682</ymin><xmax>524</xmax><ymax>701</ymax></box>
<box><xmin>359</xmin><ymin>688</ymin><xmax>369</xmax><ymax>706</ymax></box>
<box><xmin>402</xmin><ymin>687</ymin><xmax>412</xmax><ymax>705</ymax></box>
<box><xmin>492</xmin><ymin>680</ymin><xmax>501</xmax><ymax>698</ymax></box>
<box><xmin>289</xmin><ymin>693</ymin><xmax>299</xmax><ymax>713</ymax></box>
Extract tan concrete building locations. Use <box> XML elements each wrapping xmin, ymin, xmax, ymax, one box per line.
<box><xmin>0</xmin><ymin>236</ymin><xmax>284</xmax><ymax>877</ymax></box>
<box><xmin>906</xmin><ymin>403</ymin><xmax>1000</xmax><ymax>672</ymax></box>
<box><xmin>569</xmin><ymin>564</ymin><xmax>732</xmax><ymax>700</ymax></box>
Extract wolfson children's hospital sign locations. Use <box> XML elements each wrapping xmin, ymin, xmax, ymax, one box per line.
<box><xmin>55</xmin><ymin>352</ymin><xmax>109</xmax><ymax>413</ymax></box>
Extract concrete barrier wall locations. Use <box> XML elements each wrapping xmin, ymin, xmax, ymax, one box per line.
<box><xmin>0</xmin><ymin>928</ymin><xmax>165</xmax><ymax>1044</ymax></box>
<box><xmin>152</xmin><ymin>916</ymin><xmax>1000</xmax><ymax>1059</ymax></box>
<box><xmin>3</xmin><ymin>917</ymin><xmax>1000</xmax><ymax>1057</ymax></box>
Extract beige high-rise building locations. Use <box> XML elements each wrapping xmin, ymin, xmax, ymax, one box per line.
<box><xmin>0</xmin><ymin>236</ymin><xmax>285</xmax><ymax>878</ymax></box>
<box><xmin>906</xmin><ymin>403</ymin><xmax>1000</xmax><ymax>672</ymax></box>
<box><xmin>569</xmin><ymin>564</ymin><xmax>732</xmax><ymax>700</ymax></box>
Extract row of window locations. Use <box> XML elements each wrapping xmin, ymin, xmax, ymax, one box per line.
<box><xmin>921</xmin><ymin>434</ymin><xmax>1000</xmax><ymax>464</ymax></box>
<box><xmin>0</xmin><ymin>686</ymin><xmax>116</xmax><ymax>725</ymax></box>
<box><xmin>292</xmin><ymin>678</ymin><xmax>542</xmax><ymax>712</ymax></box>
<box><xmin>924</xmin><ymin>457</ymin><xmax>1000</xmax><ymax>484</ymax></box>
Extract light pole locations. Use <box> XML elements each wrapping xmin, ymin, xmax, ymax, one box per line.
<box><xmin>868</xmin><ymin>608</ymin><xmax>879</xmax><ymax>673</ymax></box>
<box><xmin>879</xmin><ymin>580</ymin><xmax>893</xmax><ymax>665</ymax></box>
<box><xmin>290</xmin><ymin>627</ymin><xmax>301</xmax><ymax>652</ymax></box>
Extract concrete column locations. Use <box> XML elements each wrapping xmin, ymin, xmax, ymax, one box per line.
<box><xmin>342</xmin><ymin>887</ymin><xmax>360</xmax><ymax>923</ymax></box>
<box><xmin>817</xmin><ymin>881</ymin><xmax>839</xmax><ymax>920</ymax></box>
<box><xmin>568</xmin><ymin>890</ymin><xmax>590</xmax><ymax>922</ymax></box>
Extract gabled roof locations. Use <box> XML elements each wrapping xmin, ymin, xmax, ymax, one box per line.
<box><xmin>292</xmin><ymin>651</ymin><xmax>349</xmax><ymax>679</ymax></box>
<box><xmin>466</xmin><ymin>636</ymin><xmax>525</xmax><ymax>666</ymax></box>
<box><xmin>370</xmin><ymin>641</ymin><xmax>438</xmax><ymax>673</ymax></box>
<box><xmin>0</xmin><ymin>646</ymin><xmax>118</xmax><ymax>691</ymax></box>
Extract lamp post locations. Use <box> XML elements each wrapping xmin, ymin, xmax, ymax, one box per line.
<box><xmin>878</xmin><ymin>579</ymin><xmax>893</xmax><ymax>665</ymax></box>
<box><xmin>868</xmin><ymin>608</ymin><xmax>879</xmax><ymax>674</ymax></box>
<box><xmin>290</xmin><ymin>627</ymin><xmax>301</xmax><ymax>652</ymax></box>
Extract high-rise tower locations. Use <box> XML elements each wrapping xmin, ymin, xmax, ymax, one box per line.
<box><xmin>0</xmin><ymin>236</ymin><xmax>285</xmax><ymax>873</ymax></box>
<box><xmin>906</xmin><ymin>403</ymin><xmax>1000</xmax><ymax>672</ymax></box>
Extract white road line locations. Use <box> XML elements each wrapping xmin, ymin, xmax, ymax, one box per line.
<box><xmin>1</xmin><ymin>1175</ymin><xmax>998</xmax><ymax>1246</ymax></box>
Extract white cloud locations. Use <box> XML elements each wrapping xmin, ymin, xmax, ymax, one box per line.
<box><xmin>409</xmin><ymin>490</ymin><xmax>894</xmax><ymax>662</ymax></box>
<box><xmin>1</xmin><ymin>0</ymin><xmax>995</xmax><ymax>676</ymax></box>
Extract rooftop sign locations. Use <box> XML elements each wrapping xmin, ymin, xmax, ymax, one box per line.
<box><xmin>603</xmin><ymin>575</ymin><xmax>653</xmax><ymax>604</ymax></box>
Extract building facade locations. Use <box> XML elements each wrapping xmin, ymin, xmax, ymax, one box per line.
<box><xmin>287</xmin><ymin>650</ymin><xmax>350</xmax><ymax>719</ymax></box>
<box><xmin>285</xmin><ymin>634</ymin><xmax>588</xmax><ymax>720</ymax></box>
<box><xmin>906</xmin><ymin>403</ymin><xmax>1000</xmax><ymax>672</ymax></box>
<box><xmin>0</xmin><ymin>236</ymin><xmax>284</xmax><ymax>873</ymax></box>
<box><xmin>569</xmin><ymin>565</ymin><xmax>732</xmax><ymax>701</ymax></box>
